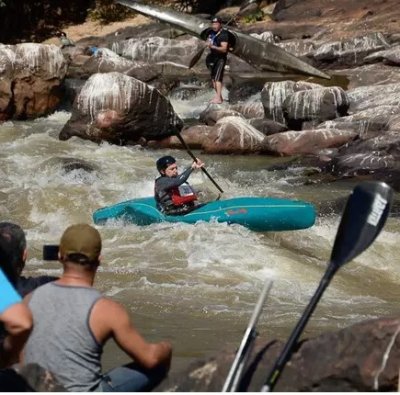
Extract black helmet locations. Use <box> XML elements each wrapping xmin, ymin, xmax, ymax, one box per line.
<box><xmin>156</xmin><ymin>155</ymin><xmax>176</xmax><ymax>172</ymax></box>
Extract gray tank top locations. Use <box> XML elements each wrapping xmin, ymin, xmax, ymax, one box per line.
<box><xmin>24</xmin><ymin>283</ymin><xmax>103</xmax><ymax>392</ymax></box>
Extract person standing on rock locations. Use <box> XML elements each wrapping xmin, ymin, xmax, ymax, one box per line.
<box><xmin>23</xmin><ymin>224</ymin><xmax>172</xmax><ymax>392</ymax></box>
<box><xmin>206</xmin><ymin>17</ymin><xmax>229</xmax><ymax>105</ymax></box>
<box><xmin>154</xmin><ymin>155</ymin><xmax>205</xmax><ymax>215</ymax></box>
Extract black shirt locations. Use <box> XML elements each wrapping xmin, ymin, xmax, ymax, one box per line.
<box><xmin>208</xmin><ymin>29</ymin><xmax>229</xmax><ymax>59</ymax></box>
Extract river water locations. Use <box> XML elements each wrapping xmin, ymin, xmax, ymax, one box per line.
<box><xmin>1</xmin><ymin>88</ymin><xmax>399</xmax><ymax>375</ymax></box>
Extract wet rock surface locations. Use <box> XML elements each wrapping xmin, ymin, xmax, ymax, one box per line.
<box><xmin>158</xmin><ymin>316</ymin><xmax>400</xmax><ymax>392</ymax></box>
<box><xmin>59</xmin><ymin>72</ymin><xmax>183</xmax><ymax>144</ymax></box>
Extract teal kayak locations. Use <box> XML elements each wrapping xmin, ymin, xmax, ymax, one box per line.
<box><xmin>92</xmin><ymin>196</ymin><xmax>316</xmax><ymax>232</ymax></box>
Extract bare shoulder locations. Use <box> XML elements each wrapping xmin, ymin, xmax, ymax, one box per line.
<box><xmin>92</xmin><ymin>297</ymin><xmax>126</xmax><ymax>316</ymax></box>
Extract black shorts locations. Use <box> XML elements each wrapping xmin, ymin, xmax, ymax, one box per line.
<box><xmin>206</xmin><ymin>54</ymin><xmax>226</xmax><ymax>82</ymax></box>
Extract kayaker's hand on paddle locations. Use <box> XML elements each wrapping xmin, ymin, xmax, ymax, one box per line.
<box><xmin>191</xmin><ymin>158</ymin><xmax>204</xmax><ymax>170</ymax></box>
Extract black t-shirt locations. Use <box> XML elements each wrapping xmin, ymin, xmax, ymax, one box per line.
<box><xmin>208</xmin><ymin>29</ymin><xmax>229</xmax><ymax>59</ymax></box>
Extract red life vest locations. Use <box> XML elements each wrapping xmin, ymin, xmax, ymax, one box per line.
<box><xmin>171</xmin><ymin>183</ymin><xmax>197</xmax><ymax>206</ymax></box>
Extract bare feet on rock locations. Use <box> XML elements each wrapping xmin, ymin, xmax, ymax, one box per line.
<box><xmin>210</xmin><ymin>97</ymin><xmax>223</xmax><ymax>104</ymax></box>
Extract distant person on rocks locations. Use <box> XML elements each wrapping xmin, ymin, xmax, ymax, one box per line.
<box><xmin>206</xmin><ymin>17</ymin><xmax>229</xmax><ymax>104</ymax></box>
<box><xmin>154</xmin><ymin>155</ymin><xmax>204</xmax><ymax>215</ymax></box>
<box><xmin>0</xmin><ymin>222</ymin><xmax>58</xmax><ymax>297</ymax></box>
<box><xmin>57</xmin><ymin>31</ymin><xmax>75</xmax><ymax>48</ymax></box>
<box><xmin>23</xmin><ymin>224</ymin><xmax>172</xmax><ymax>392</ymax></box>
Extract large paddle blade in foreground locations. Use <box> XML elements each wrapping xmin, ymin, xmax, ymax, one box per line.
<box><xmin>330</xmin><ymin>181</ymin><xmax>393</xmax><ymax>267</ymax></box>
<box><xmin>261</xmin><ymin>181</ymin><xmax>393</xmax><ymax>392</ymax></box>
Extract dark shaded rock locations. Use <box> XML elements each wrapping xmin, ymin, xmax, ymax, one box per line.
<box><xmin>248</xmin><ymin>118</ymin><xmax>288</xmax><ymax>136</ymax></box>
<box><xmin>60</xmin><ymin>158</ymin><xmax>97</xmax><ymax>174</ymax></box>
<box><xmin>158</xmin><ymin>316</ymin><xmax>400</xmax><ymax>391</ymax></box>
<box><xmin>324</xmin><ymin>131</ymin><xmax>400</xmax><ymax>190</ymax></box>
<box><xmin>228</xmin><ymin>80</ymin><xmax>265</xmax><ymax>104</ymax></box>
<box><xmin>264</xmin><ymin>128</ymin><xmax>357</xmax><ymax>156</ymax></box>
<box><xmin>261</xmin><ymin>80</ymin><xmax>321</xmax><ymax>124</ymax></box>
<box><xmin>283</xmin><ymin>87</ymin><xmax>349</xmax><ymax>129</ymax></box>
<box><xmin>59</xmin><ymin>72</ymin><xmax>183</xmax><ymax>144</ymax></box>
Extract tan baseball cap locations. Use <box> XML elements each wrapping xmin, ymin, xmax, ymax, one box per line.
<box><xmin>59</xmin><ymin>224</ymin><xmax>102</xmax><ymax>262</ymax></box>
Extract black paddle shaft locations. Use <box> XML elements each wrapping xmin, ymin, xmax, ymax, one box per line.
<box><xmin>261</xmin><ymin>181</ymin><xmax>393</xmax><ymax>392</ymax></box>
<box><xmin>261</xmin><ymin>264</ymin><xmax>336</xmax><ymax>392</ymax></box>
<box><xmin>175</xmin><ymin>131</ymin><xmax>224</xmax><ymax>193</ymax></box>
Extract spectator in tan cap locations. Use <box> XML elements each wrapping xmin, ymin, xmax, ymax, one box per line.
<box><xmin>23</xmin><ymin>224</ymin><xmax>172</xmax><ymax>392</ymax></box>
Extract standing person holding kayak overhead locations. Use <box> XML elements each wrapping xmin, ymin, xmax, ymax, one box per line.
<box><xmin>206</xmin><ymin>17</ymin><xmax>229</xmax><ymax>105</ymax></box>
<box><xmin>154</xmin><ymin>155</ymin><xmax>204</xmax><ymax>215</ymax></box>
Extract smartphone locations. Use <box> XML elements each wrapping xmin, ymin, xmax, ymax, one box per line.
<box><xmin>43</xmin><ymin>245</ymin><xmax>59</xmax><ymax>261</ymax></box>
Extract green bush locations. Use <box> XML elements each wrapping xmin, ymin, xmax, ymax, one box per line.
<box><xmin>242</xmin><ymin>10</ymin><xmax>264</xmax><ymax>24</ymax></box>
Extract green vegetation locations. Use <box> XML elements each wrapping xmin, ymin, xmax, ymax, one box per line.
<box><xmin>242</xmin><ymin>10</ymin><xmax>265</xmax><ymax>24</ymax></box>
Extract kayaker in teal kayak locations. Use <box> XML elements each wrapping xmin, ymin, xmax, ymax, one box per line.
<box><xmin>154</xmin><ymin>155</ymin><xmax>204</xmax><ymax>215</ymax></box>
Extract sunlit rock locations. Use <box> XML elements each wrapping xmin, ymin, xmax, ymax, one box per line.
<box><xmin>250</xmin><ymin>31</ymin><xmax>275</xmax><ymax>43</ymax></box>
<box><xmin>261</xmin><ymin>80</ymin><xmax>321</xmax><ymax>124</ymax></box>
<box><xmin>348</xmin><ymin>83</ymin><xmax>400</xmax><ymax>112</ymax></box>
<box><xmin>319</xmin><ymin>106</ymin><xmax>400</xmax><ymax>138</ymax></box>
<box><xmin>158</xmin><ymin>317</ymin><xmax>400</xmax><ymax>391</ymax></box>
<box><xmin>314</xmin><ymin>32</ymin><xmax>390</xmax><ymax>68</ymax></box>
<box><xmin>264</xmin><ymin>128</ymin><xmax>357</xmax><ymax>156</ymax></box>
<box><xmin>229</xmin><ymin>101</ymin><xmax>265</xmax><ymax>119</ymax></box>
<box><xmin>276</xmin><ymin>40</ymin><xmax>316</xmax><ymax>58</ymax></box>
<box><xmin>283</xmin><ymin>86</ymin><xmax>349</xmax><ymax>129</ymax></box>
<box><xmin>59</xmin><ymin>72</ymin><xmax>183</xmax><ymax>144</ymax></box>
<box><xmin>202</xmin><ymin>116</ymin><xmax>267</xmax><ymax>154</ymax></box>
<box><xmin>0</xmin><ymin>43</ymin><xmax>67</xmax><ymax>120</ymax></box>
<box><xmin>76</xmin><ymin>47</ymin><xmax>160</xmax><ymax>82</ymax></box>
<box><xmin>112</xmin><ymin>36</ymin><xmax>204</xmax><ymax>68</ymax></box>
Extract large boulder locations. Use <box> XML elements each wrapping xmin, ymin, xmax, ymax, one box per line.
<box><xmin>282</xmin><ymin>86</ymin><xmax>349</xmax><ymax>129</ymax></box>
<box><xmin>261</xmin><ymin>80</ymin><xmax>321</xmax><ymax>124</ymax></box>
<box><xmin>159</xmin><ymin>316</ymin><xmax>400</xmax><ymax>391</ymax></box>
<box><xmin>313</xmin><ymin>32</ymin><xmax>391</xmax><ymax>68</ymax></box>
<box><xmin>248</xmin><ymin>118</ymin><xmax>288</xmax><ymax>136</ymax></box>
<box><xmin>364</xmin><ymin>45</ymin><xmax>400</xmax><ymax>66</ymax></box>
<box><xmin>0</xmin><ymin>43</ymin><xmax>67</xmax><ymax>121</ymax></box>
<box><xmin>264</xmin><ymin>128</ymin><xmax>357</xmax><ymax>156</ymax></box>
<box><xmin>69</xmin><ymin>47</ymin><xmax>160</xmax><ymax>82</ymax></box>
<box><xmin>202</xmin><ymin>116</ymin><xmax>267</xmax><ymax>154</ymax></box>
<box><xmin>348</xmin><ymin>83</ymin><xmax>400</xmax><ymax>112</ymax></box>
<box><xmin>59</xmin><ymin>72</ymin><xmax>183</xmax><ymax>144</ymax></box>
<box><xmin>229</xmin><ymin>101</ymin><xmax>265</xmax><ymax>119</ymax></box>
<box><xmin>199</xmin><ymin>108</ymin><xmax>244</xmax><ymax>126</ymax></box>
<box><xmin>112</xmin><ymin>36</ymin><xmax>205</xmax><ymax>68</ymax></box>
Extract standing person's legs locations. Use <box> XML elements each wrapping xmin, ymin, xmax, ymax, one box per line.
<box><xmin>210</xmin><ymin>58</ymin><xmax>225</xmax><ymax>104</ymax></box>
<box><xmin>94</xmin><ymin>363</ymin><xmax>168</xmax><ymax>392</ymax></box>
